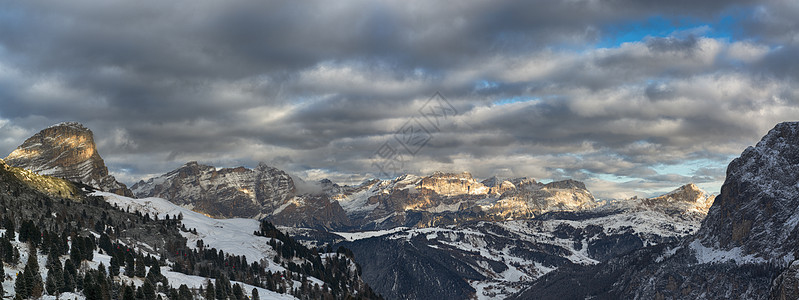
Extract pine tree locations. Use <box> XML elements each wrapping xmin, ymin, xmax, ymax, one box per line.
<box><xmin>178</xmin><ymin>284</ymin><xmax>192</xmax><ymax>300</ymax></box>
<box><xmin>251</xmin><ymin>288</ymin><xmax>260</xmax><ymax>300</ymax></box>
<box><xmin>24</xmin><ymin>246</ymin><xmax>43</xmax><ymax>298</ymax></box>
<box><xmin>215</xmin><ymin>276</ymin><xmax>227</xmax><ymax>300</ymax></box>
<box><xmin>125</xmin><ymin>253</ymin><xmax>135</xmax><ymax>277</ymax></box>
<box><xmin>45</xmin><ymin>258</ymin><xmax>64</xmax><ymax>295</ymax></box>
<box><xmin>82</xmin><ymin>272</ymin><xmax>98</xmax><ymax>300</ymax></box>
<box><xmin>206</xmin><ymin>281</ymin><xmax>216</xmax><ymax>300</ymax></box>
<box><xmin>122</xmin><ymin>284</ymin><xmax>135</xmax><ymax>300</ymax></box>
<box><xmin>232</xmin><ymin>283</ymin><xmax>244</xmax><ymax>300</ymax></box>
<box><xmin>70</xmin><ymin>240</ymin><xmax>82</xmax><ymax>264</ymax></box>
<box><xmin>14</xmin><ymin>271</ymin><xmax>28</xmax><ymax>298</ymax></box>
<box><xmin>150</xmin><ymin>259</ymin><xmax>161</xmax><ymax>277</ymax></box>
<box><xmin>3</xmin><ymin>218</ymin><xmax>14</xmax><ymax>240</ymax></box>
<box><xmin>62</xmin><ymin>258</ymin><xmax>77</xmax><ymax>292</ymax></box>
<box><xmin>136</xmin><ymin>286</ymin><xmax>145</xmax><ymax>300</ymax></box>
<box><xmin>143</xmin><ymin>279</ymin><xmax>156</xmax><ymax>300</ymax></box>
<box><xmin>135</xmin><ymin>256</ymin><xmax>147</xmax><ymax>277</ymax></box>
<box><xmin>110</xmin><ymin>255</ymin><xmax>121</xmax><ymax>276</ymax></box>
<box><xmin>62</xmin><ymin>271</ymin><xmax>75</xmax><ymax>293</ymax></box>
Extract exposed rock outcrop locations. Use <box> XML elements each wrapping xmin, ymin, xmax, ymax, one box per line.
<box><xmin>131</xmin><ymin>161</ymin><xmax>351</xmax><ymax>230</ymax></box>
<box><xmin>697</xmin><ymin>122</ymin><xmax>799</xmax><ymax>261</ymax></box>
<box><xmin>330</xmin><ymin>172</ymin><xmax>598</xmax><ymax>230</ymax></box>
<box><xmin>4</xmin><ymin>122</ymin><xmax>132</xmax><ymax>196</ymax></box>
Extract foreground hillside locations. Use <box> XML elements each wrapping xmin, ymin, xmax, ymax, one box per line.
<box><xmin>0</xmin><ymin>158</ymin><xmax>380</xmax><ymax>299</ymax></box>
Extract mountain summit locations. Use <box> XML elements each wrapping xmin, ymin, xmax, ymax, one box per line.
<box><xmin>4</xmin><ymin>122</ymin><xmax>132</xmax><ymax>196</ymax></box>
<box><xmin>697</xmin><ymin>122</ymin><xmax>799</xmax><ymax>262</ymax></box>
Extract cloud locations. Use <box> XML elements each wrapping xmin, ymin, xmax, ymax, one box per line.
<box><xmin>1</xmin><ymin>0</ymin><xmax>797</xmax><ymax>199</ymax></box>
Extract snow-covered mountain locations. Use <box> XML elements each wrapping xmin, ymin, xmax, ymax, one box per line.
<box><xmin>4</xmin><ymin>122</ymin><xmax>132</xmax><ymax>196</ymax></box>
<box><xmin>696</xmin><ymin>122</ymin><xmax>799</xmax><ymax>262</ymax></box>
<box><xmin>512</xmin><ymin>122</ymin><xmax>799</xmax><ymax>300</ymax></box>
<box><xmin>285</xmin><ymin>183</ymin><xmax>713</xmax><ymax>300</ymax></box>
<box><xmin>131</xmin><ymin>161</ymin><xmax>351</xmax><ymax>230</ymax></box>
<box><xmin>327</xmin><ymin>172</ymin><xmax>598</xmax><ymax>230</ymax></box>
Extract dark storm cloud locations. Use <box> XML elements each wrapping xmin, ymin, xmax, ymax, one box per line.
<box><xmin>1</xmin><ymin>0</ymin><xmax>797</xmax><ymax>199</ymax></box>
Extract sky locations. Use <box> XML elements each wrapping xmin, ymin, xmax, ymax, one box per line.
<box><xmin>1</xmin><ymin>0</ymin><xmax>799</xmax><ymax>199</ymax></box>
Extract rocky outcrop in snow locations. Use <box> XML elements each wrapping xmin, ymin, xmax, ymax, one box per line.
<box><xmin>4</xmin><ymin>122</ymin><xmax>132</xmax><ymax>196</ymax></box>
<box><xmin>132</xmin><ymin>161</ymin><xmax>351</xmax><ymax>230</ymax></box>
<box><xmin>697</xmin><ymin>122</ymin><xmax>799</xmax><ymax>262</ymax></box>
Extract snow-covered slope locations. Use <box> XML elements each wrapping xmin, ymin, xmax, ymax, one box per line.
<box><xmin>96</xmin><ymin>191</ymin><xmax>282</xmax><ymax>265</ymax></box>
<box><xmin>93</xmin><ymin>191</ymin><xmax>378</xmax><ymax>300</ymax></box>
<box><xmin>0</xmin><ymin>227</ymin><xmax>294</xmax><ymax>300</ymax></box>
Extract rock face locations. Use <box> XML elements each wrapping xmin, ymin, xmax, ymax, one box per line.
<box><xmin>331</xmin><ymin>172</ymin><xmax>598</xmax><ymax>230</ymax></box>
<box><xmin>131</xmin><ymin>161</ymin><xmax>351</xmax><ymax>230</ymax></box>
<box><xmin>4</xmin><ymin>122</ymin><xmax>132</xmax><ymax>196</ymax></box>
<box><xmin>697</xmin><ymin>122</ymin><xmax>799</xmax><ymax>261</ymax></box>
<box><xmin>511</xmin><ymin>122</ymin><xmax>799</xmax><ymax>300</ymax></box>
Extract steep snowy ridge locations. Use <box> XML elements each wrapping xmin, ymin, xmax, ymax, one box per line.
<box><xmin>697</xmin><ymin>122</ymin><xmax>799</xmax><ymax>263</ymax></box>
<box><xmin>3</xmin><ymin>122</ymin><xmax>132</xmax><ymax>196</ymax></box>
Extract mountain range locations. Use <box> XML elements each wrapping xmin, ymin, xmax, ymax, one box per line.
<box><xmin>3</xmin><ymin>121</ymin><xmax>799</xmax><ymax>299</ymax></box>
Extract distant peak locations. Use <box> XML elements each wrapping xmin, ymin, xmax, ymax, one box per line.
<box><xmin>429</xmin><ymin>171</ymin><xmax>473</xmax><ymax>179</ymax></box>
<box><xmin>544</xmin><ymin>179</ymin><xmax>586</xmax><ymax>190</ymax></box>
<box><xmin>662</xmin><ymin>183</ymin><xmax>705</xmax><ymax>198</ymax></box>
<box><xmin>47</xmin><ymin>121</ymin><xmax>88</xmax><ymax>130</ymax></box>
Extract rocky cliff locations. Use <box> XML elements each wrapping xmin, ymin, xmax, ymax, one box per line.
<box><xmin>131</xmin><ymin>161</ymin><xmax>351</xmax><ymax>230</ymax></box>
<box><xmin>330</xmin><ymin>172</ymin><xmax>598</xmax><ymax>230</ymax></box>
<box><xmin>4</xmin><ymin>122</ymin><xmax>132</xmax><ymax>196</ymax></box>
<box><xmin>512</xmin><ymin>122</ymin><xmax>799</xmax><ymax>300</ymax></box>
<box><xmin>696</xmin><ymin>122</ymin><xmax>799</xmax><ymax>262</ymax></box>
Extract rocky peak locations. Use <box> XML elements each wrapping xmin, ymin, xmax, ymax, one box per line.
<box><xmin>480</xmin><ymin>176</ymin><xmax>501</xmax><ymax>187</ymax></box>
<box><xmin>131</xmin><ymin>161</ymin><xmax>349</xmax><ymax>229</ymax></box>
<box><xmin>642</xmin><ymin>183</ymin><xmax>715</xmax><ymax>214</ymax></box>
<box><xmin>543</xmin><ymin>179</ymin><xmax>587</xmax><ymax>190</ymax></box>
<box><xmin>482</xmin><ymin>176</ymin><xmax>518</xmax><ymax>194</ymax></box>
<box><xmin>4</xmin><ymin>122</ymin><xmax>132</xmax><ymax>196</ymax></box>
<box><xmin>697</xmin><ymin>122</ymin><xmax>799</xmax><ymax>261</ymax></box>
<box><xmin>418</xmin><ymin>171</ymin><xmax>489</xmax><ymax>196</ymax></box>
